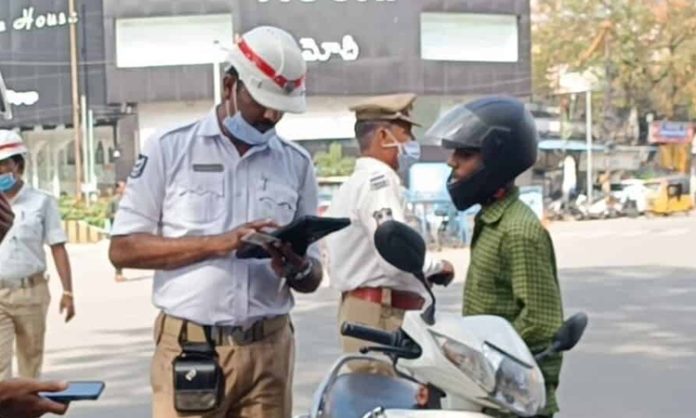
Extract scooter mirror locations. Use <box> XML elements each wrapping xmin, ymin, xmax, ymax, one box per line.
<box><xmin>374</xmin><ymin>220</ymin><xmax>426</xmax><ymax>275</ymax></box>
<box><xmin>553</xmin><ymin>312</ymin><xmax>588</xmax><ymax>353</ymax></box>
<box><xmin>374</xmin><ymin>220</ymin><xmax>437</xmax><ymax>325</ymax></box>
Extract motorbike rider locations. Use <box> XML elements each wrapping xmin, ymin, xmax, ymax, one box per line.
<box><xmin>425</xmin><ymin>96</ymin><xmax>564</xmax><ymax>418</ymax></box>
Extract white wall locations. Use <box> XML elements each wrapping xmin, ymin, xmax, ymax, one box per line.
<box><xmin>116</xmin><ymin>14</ymin><xmax>232</xmax><ymax>68</ymax></box>
<box><xmin>137</xmin><ymin>97</ymin><xmax>356</xmax><ymax>146</ymax></box>
<box><xmin>421</xmin><ymin>12</ymin><xmax>519</xmax><ymax>63</ymax></box>
<box><xmin>137</xmin><ymin>101</ymin><xmax>212</xmax><ymax>147</ymax></box>
<box><xmin>277</xmin><ymin>97</ymin><xmax>356</xmax><ymax>140</ymax></box>
<box><xmin>136</xmin><ymin>94</ymin><xmax>481</xmax><ymax>147</ymax></box>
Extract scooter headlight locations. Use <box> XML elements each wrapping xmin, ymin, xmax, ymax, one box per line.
<box><xmin>483</xmin><ymin>343</ymin><xmax>546</xmax><ymax>417</ymax></box>
<box><xmin>439</xmin><ymin>337</ymin><xmax>496</xmax><ymax>392</ymax></box>
<box><xmin>437</xmin><ymin>336</ymin><xmax>545</xmax><ymax>417</ymax></box>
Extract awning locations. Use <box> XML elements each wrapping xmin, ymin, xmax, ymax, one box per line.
<box><xmin>538</xmin><ymin>139</ymin><xmax>606</xmax><ymax>152</ymax></box>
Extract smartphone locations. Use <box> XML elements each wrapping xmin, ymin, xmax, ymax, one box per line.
<box><xmin>241</xmin><ymin>231</ymin><xmax>281</xmax><ymax>248</ymax></box>
<box><xmin>40</xmin><ymin>381</ymin><xmax>105</xmax><ymax>403</ymax></box>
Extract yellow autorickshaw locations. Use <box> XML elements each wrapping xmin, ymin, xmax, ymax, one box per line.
<box><xmin>645</xmin><ymin>176</ymin><xmax>694</xmax><ymax>216</ymax></box>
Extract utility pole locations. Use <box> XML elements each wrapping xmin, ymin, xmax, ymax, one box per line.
<box><xmin>213</xmin><ymin>62</ymin><xmax>222</xmax><ymax>105</ymax></box>
<box><xmin>213</xmin><ymin>40</ymin><xmax>223</xmax><ymax>105</ymax></box>
<box><xmin>586</xmin><ymin>90</ymin><xmax>593</xmax><ymax>205</ymax></box>
<box><xmin>68</xmin><ymin>0</ymin><xmax>83</xmax><ymax>198</ymax></box>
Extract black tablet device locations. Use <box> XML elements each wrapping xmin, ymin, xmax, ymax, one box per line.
<box><xmin>236</xmin><ymin>215</ymin><xmax>350</xmax><ymax>259</ymax></box>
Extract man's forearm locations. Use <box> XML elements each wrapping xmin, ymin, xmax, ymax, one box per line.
<box><xmin>50</xmin><ymin>245</ymin><xmax>73</xmax><ymax>292</ymax></box>
<box><xmin>109</xmin><ymin>220</ymin><xmax>274</xmax><ymax>271</ymax></box>
<box><xmin>109</xmin><ymin>234</ymin><xmax>226</xmax><ymax>270</ymax></box>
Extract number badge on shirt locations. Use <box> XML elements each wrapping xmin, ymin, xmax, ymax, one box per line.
<box><xmin>129</xmin><ymin>154</ymin><xmax>148</xmax><ymax>179</ymax></box>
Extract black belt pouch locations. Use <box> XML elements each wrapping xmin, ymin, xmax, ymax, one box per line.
<box><xmin>172</xmin><ymin>324</ymin><xmax>224</xmax><ymax>413</ymax></box>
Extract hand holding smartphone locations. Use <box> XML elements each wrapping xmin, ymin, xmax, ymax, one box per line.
<box><xmin>39</xmin><ymin>381</ymin><xmax>105</xmax><ymax>403</ymax></box>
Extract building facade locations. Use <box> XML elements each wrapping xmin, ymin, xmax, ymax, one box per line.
<box><xmin>1</xmin><ymin>0</ymin><xmax>532</xmax><ymax>196</ymax></box>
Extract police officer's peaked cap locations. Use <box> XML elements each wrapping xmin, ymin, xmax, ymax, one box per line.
<box><xmin>349</xmin><ymin>93</ymin><xmax>421</xmax><ymax>126</ymax></box>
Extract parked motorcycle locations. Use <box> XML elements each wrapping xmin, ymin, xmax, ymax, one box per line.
<box><xmin>433</xmin><ymin>208</ymin><xmax>465</xmax><ymax>251</ymax></box>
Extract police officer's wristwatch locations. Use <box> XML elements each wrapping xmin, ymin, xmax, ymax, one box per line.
<box><xmin>286</xmin><ymin>258</ymin><xmax>314</xmax><ymax>283</ymax></box>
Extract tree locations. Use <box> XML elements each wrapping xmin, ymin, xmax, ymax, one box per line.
<box><xmin>533</xmin><ymin>0</ymin><xmax>696</xmax><ymax>142</ymax></box>
<box><xmin>313</xmin><ymin>142</ymin><xmax>355</xmax><ymax>177</ymax></box>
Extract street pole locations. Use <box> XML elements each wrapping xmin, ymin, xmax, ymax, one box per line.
<box><xmin>212</xmin><ymin>40</ymin><xmax>223</xmax><ymax>106</ymax></box>
<box><xmin>81</xmin><ymin>94</ymin><xmax>89</xmax><ymax>205</ymax></box>
<box><xmin>68</xmin><ymin>0</ymin><xmax>83</xmax><ymax>199</ymax></box>
<box><xmin>586</xmin><ymin>90</ymin><xmax>593</xmax><ymax>204</ymax></box>
<box><xmin>213</xmin><ymin>62</ymin><xmax>221</xmax><ymax>105</ymax></box>
<box><xmin>52</xmin><ymin>145</ymin><xmax>60</xmax><ymax>197</ymax></box>
<box><xmin>88</xmin><ymin>109</ymin><xmax>95</xmax><ymax>189</ymax></box>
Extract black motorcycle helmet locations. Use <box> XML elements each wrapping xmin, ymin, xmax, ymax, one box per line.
<box><xmin>425</xmin><ymin>96</ymin><xmax>538</xmax><ymax>211</ymax></box>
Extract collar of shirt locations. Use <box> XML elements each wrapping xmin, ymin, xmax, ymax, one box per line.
<box><xmin>8</xmin><ymin>183</ymin><xmax>28</xmax><ymax>204</ymax></box>
<box><xmin>197</xmin><ymin>107</ymin><xmax>283</xmax><ymax>154</ymax></box>
<box><xmin>478</xmin><ymin>187</ymin><xmax>520</xmax><ymax>225</ymax></box>
<box><xmin>355</xmin><ymin>156</ymin><xmax>395</xmax><ymax>174</ymax></box>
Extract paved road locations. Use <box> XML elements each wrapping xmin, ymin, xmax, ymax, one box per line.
<box><xmin>35</xmin><ymin>215</ymin><xmax>696</xmax><ymax>417</ymax></box>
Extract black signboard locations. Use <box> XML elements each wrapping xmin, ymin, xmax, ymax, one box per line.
<box><xmin>232</xmin><ymin>0</ymin><xmax>531</xmax><ymax>96</ymax></box>
<box><xmin>0</xmin><ymin>0</ymin><xmax>106</xmax><ymax>128</ymax></box>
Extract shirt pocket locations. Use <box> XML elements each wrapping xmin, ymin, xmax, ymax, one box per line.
<box><xmin>172</xmin><ymin>172</ymin><xmax>225</xmax><ymax>224</ymax></box>
<box><xmin>15</xmin><ymin>209</ymin><xmax>43</xmax><ymax>243</ymax></box>
<box><xmin>256</xmin><ymin>180</ymin><xmax>298</xmax><ymax>226</ymax></box>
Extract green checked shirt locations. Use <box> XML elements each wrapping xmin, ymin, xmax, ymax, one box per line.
<box><xmin>464</xmin><ymin>188</ymin><xmax>564</xmax><ymax>416</ymax></box>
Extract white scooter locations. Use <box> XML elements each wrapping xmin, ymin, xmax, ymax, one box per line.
<box><xmin>297</xmin><ymin>220</ymin><xmax>587</xmax><ymax>418</ymax></box>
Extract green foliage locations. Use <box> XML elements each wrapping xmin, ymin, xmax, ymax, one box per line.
<box><xmin>59</xmin><ymin>196</ymin><xmax>110</xmax><ymax>229</ymax></box>
<box><xmin>533</xmin><ymin>0</ymin><xmax>696</xmax><ymax>128</ymax></box>
<box><xmin>313</xmin><ymin>143</ymin><xmax>356</xmax><ymax>177</ymax></box>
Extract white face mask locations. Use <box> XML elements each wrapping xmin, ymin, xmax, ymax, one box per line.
<box><xmin>222</xmin><ymin>83</ymin><xmax>277</xmax><ymax>146</ymax></box>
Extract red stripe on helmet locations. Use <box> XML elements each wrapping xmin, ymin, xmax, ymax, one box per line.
<box><xmin>0</xmin><ymin>142</ymin><xmax>24</xmax><ymax>152</ymax></box>
<box><xmin>237</xmin><ymin>38</ymin><xmax>304</xmax><ymax>93</ymax></box>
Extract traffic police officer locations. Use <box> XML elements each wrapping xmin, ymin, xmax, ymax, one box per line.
<box><xmin>109</xmin><ymin>26</ymin><xmax>323</xmax><ymax>418</ymax></box>
<box><xmin>325</xmin><ymin>94</ymin><xmax>454</xmax><ymax>369</ymax></box>
<box><xmin>0</xmin><ymin>130</ymin><xmax>75</xmax><ymax>381</ymax></box>
<box><xmin>426</xmin><ymin>96</ymin><xmax>564</xmax><ymax>418</ymax></box>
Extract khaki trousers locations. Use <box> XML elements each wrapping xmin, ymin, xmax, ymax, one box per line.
<box><xmin>0</xmin><ymin>277</ymin><xmax>51</xmax><ymax>380</ymax></box>
<box><xmin>338</xmin><ymin>293</ymin><xmax>406</xmax><ymax>374</ymax></box>
<box><xmin>151</xmin><ymin>314</ymin><xmax>295</xmax><ymax>418</ymax></box>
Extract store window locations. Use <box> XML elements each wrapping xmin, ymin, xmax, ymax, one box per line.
<box><xmin>116</xmin><ymin>14</ymin><xmax>233</xmax><ymax>68</ymax></box>
<box><xmin>420</xmin><ymin>12</ymin><xmax>518</xmax><ymax>63</ymax></box>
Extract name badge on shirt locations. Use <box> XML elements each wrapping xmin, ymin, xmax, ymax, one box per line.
<box><xmin>193</xmin><ymin>164</ymin><xmax>224</xmax><ymax>173</ymax></box>
<box><xmin>370</xmin><ymin>174</ymin><xmax>389</xmax><ymax>191</ymax></box>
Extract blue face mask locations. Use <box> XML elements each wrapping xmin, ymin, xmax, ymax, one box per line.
<box><xmin>0</xmin><ymin>173</ymin><xmax>16</xmax><ymax>192</ymax></box>
<box><xmin>222</xmin><ymin>84</ymin><xmax>277</xmax><ymax>146</ymax></box>
<box><xmin>399</xmin><ymin>141</ymin><xmax>421</xmax><ymax>173</ymax></box>
<box><xmin>384</xmin><ymin>135</ymin><xmax>421</xmax><ymax>175</ymax></box>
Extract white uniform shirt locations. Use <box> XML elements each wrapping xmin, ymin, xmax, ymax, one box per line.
<box><xmin>0</xmin><ymin>185</ymin><xmax>67</xmax><ymax>281</ymax></box>
<box><xmin>325</xmin><ymin>157</ymin><xmax>443</xmax><ymax>297</ymax></box>
<box><xmin>112</xmin><ymin>109</ymin><xmax>319</xmax><ymax>327</ymax></box>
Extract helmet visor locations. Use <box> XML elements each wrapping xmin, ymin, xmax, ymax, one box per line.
<box><xmin>425</xmin><ymin>104</ymin><xmax>507</xmax><ymax>150</ymax></box>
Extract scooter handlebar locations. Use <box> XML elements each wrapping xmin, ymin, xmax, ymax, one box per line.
<box><xmin>341</xmin><ymin>322</ymin><xmax>396</xmax><ymax>347</ymax></box>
